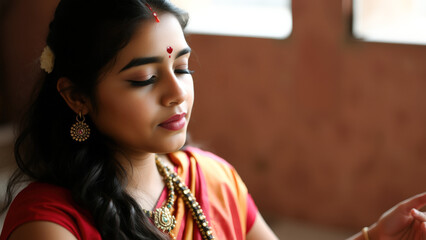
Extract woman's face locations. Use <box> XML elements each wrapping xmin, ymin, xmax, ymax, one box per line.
<box><xmin>89</xmin><ymin>13</ymin><xmax>194</xmax><ymax>157</ymax></box>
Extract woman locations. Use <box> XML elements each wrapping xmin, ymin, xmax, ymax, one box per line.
<box><xmin>0</xmin><ymin>0</ymin><xmax>426</xmax><ymax>239</ymax></box>
<box><xmin>1</xmin><ymin>0</ymin><xmax>276</xmax><ymax>239</ymax></box>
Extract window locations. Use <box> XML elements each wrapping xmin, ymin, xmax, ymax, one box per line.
<box><xmin>353</xmin><ymin>0</ymin><xmax>426</xmax><ymax>45</ymax></box>
<box><xmin>170</xmin><ymin>0</ymin><xmax>292</xmax><ymax>39</ymax></box>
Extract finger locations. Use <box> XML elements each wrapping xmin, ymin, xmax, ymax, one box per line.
<box><xmin>401</xmin><ymin>192</ymin><xmax>426</xmax><ymax>210</ymax></box>
<box><xmin>422</xmin><ymin>222</ymin><xmax>426</xmax><ymax>240</ymax></box>
<box><xmin>411</xmin><ymin>208</ymin><xmax>426</xmax><ymax>222</ymax></box>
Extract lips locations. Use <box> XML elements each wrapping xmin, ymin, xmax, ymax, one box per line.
<box><xmin>159</xmin><ymin>113</ymin><xmax>187</xmax><ymax>131</ymax></box>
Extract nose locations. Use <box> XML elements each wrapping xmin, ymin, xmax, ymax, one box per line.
<box><xmin>160</xmin><ymin>71</ymin><xmax>187</xmax><ymax>107</ymax></box>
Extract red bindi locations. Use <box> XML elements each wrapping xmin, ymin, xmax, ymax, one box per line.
<box><xmin>167</xmin><ymin>46</ymin><xmax>173</xmax><ymax>58</ymax></box>
<box><xmin>167</xmin><ymin>46</ymin><xmax>173</xmax><ymax>54</ymax></box>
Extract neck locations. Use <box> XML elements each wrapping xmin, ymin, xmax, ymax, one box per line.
<box><xmin>117</xmin><ymin>152</ymin><xmax>164</xmax><ymax>210</ymax></box>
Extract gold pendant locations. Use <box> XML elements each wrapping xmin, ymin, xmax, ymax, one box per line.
<box><xmin>153</xmin><ymin>206</ymin><xmax>176</xmax><ymax>233</ymax></box>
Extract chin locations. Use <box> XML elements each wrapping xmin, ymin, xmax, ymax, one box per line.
<box><xmin>171</xmin><ymin>138</ymin><xmax>187</xmax><ymax>152</ymax></box>
<box><xmin>158</xmin><ymin>135</ymin><xmax>187</xmax><ymax>154</ymax></box>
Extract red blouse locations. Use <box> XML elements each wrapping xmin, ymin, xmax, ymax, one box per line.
<box><xmin>0</xmin><ymin>182</ymin><xmax>101</xmax><ymax>240</ymax></box>
<box><xmin>0</xmin><ymin>148</ymin><xmax>257</xmax><ymax>239</ymax></box>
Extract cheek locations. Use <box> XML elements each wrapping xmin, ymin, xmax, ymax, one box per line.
<box><xmin>185</xmin><ymin>79</ymin><xmax>195</xmax><ymax>107</ymax></box>
<box><xmin>93</xmin><ymin>89</ymin><xmax>155</xmax><ymax>131</ymax></box>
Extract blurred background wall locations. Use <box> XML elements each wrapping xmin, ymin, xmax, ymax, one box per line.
<box><xmin>1</xmin><ymin>0</ymin><xmax>426</xmax><ymax>236</ymax></box>
<box><xmin>187</xmin><ymin>0</ymin><xmax>426</xmax><ymax>232</ymax></box>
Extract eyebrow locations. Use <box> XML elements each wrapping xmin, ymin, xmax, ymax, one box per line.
<box><xmin>176</xmin><ymin>47</ymin><xmax>191</xmax><ymax>59</ymax></box>
<box><xmin>119</xmin><ymin>47</ymin><xmax>192</xmax><ymax>72</ymax></box>
<box><xmin>120</xmin><ymin>56</ymin><xmax>161</xmax><ymax>72</ymax></box>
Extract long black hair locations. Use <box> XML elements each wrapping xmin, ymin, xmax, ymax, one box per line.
<box><xmin>2</xmin><ymin>0</ymin><xmax>188</xmax><ymax>239</ymax></box>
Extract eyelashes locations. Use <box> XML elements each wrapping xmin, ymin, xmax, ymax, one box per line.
<box><xmin>127</xmin><ymin>76</ymin><xmax>156</xmax><ymax>87</ymax></box>
<box><xmin>174</xmin><ymin>69</ymin><xmax>195</xmax><ymax>75</ymax></box>
<box><xmin>127</xmin><ymin>69</ymin><xmax>194</xmax><ymax>87</ymax></box>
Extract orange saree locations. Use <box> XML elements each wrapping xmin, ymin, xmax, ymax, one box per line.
<box><xmin>160</xmin><ymin>147</ymin><xmax>257</xmax><ymax>240</ymax></box>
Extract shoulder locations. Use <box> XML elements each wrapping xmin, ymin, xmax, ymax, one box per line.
<box><xmin>1</xmin><ymin>182</ymin><xmax>100</xmax><ymax>240</ymax></box>
<box><xmin>7</xmin><ymin>221</ymin><xmax>77</xmax><ymax>240</ymax></box>
<box><xmin>6</xmin><ymin>182</ymin><xmax>79</xmax><ymax>218</ymax></box>
<box><xmin>182</xmin><ymin>146</ymin><xmax>236</xmax><ymax>172</ymax></box>
<box><xmin>172</xmin><ymin>146</ymin><xmax>247</xmax><ymax>193</ymax></box>
<box><xmin>3</xmin><ymin>182</ymin><xmax>79</xmax><ymax>212</ymax></box>
<box><xmin>5</xmin><ymin>182</ymin><xmax>76</xmax><ymax>216</ymax></box>
<box><xmin>13</xmin><ymin>182</ymin><xmax>71</xmax><ymax>201</ymax></box>
<box><xmin>172</xmin><ymin>147</ymin><xmax>239</xmax><ymax>181</ymax></box>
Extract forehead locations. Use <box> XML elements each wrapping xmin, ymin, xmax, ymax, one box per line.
<box><xmin>115</xmin><ymin>13</ymin><xmax>188</xmax><ymax>62</ymax></box>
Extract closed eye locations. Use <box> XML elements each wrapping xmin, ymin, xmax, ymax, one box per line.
<box><xmin>127</xmin><ymin>76</ymin><xmax>157</xmax><ymax>87</ymax></box>
<box><xmin>175</xmin><ymin>69</ymin><xmax>194</xmax><ymax>75</ymax></box>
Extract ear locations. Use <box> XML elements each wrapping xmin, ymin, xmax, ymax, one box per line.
<box><xmin>57</xmin><ymin>77</ymin><xmax>91</xmax><ymax>115</ymax></box>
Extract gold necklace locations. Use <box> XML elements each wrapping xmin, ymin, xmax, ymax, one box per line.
<box><xmin>156</xmin><ymin>157</ymin><xmax>216</xmax><ymax>240</ymax></box>
<box><xmin>142</xmin><ymin>156</ymin><xmax>177</xmax><ymax>239</ymax></box>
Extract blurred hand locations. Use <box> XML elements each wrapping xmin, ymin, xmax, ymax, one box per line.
<box><xmin>369</xmin><ymin>192</ymin><xmax>426</xmax><ymax>240</ymax></box>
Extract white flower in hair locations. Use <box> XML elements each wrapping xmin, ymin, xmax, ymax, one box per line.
<box><xmin>40</xmin><ymin>46</ymin><xmax>55</xmax><ymax>73</ymax></box>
